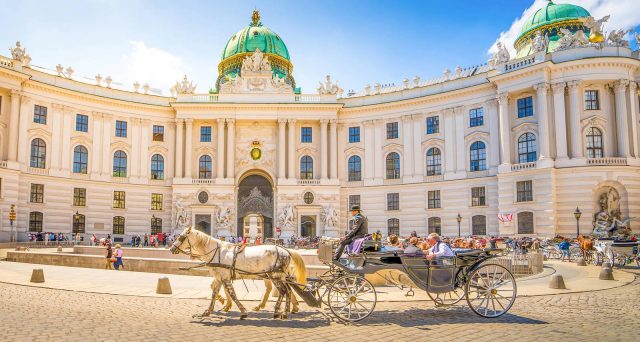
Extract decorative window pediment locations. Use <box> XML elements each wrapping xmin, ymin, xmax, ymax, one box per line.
<box><xmin>344</xmin><ymin>146</ymin><xmax>365</xmax><ymax>155</ymax></box>
<box><xmin>27</xmin><ymin>127</ymin><xmax>52</xmax><ymax>139</ymax></box>
<box><xmin>110</xmin><ymin>140</ymin><xmax>131</xmax><ymax>152</ymax></box>
<box><xmin>71</xmin><ymin>135</ymin><xmax>92</xmax><ymax>147</ymax></box>
<box><xmin>296</xmin><ymin>146</ymin><xmax>317</xmax><ymax>155</ymax></box>
<box><xmin>464</xmin><ymin>130</ymin><xmax>490</xmax><ymax>142</ymax></box>
<box><xmin>581</xmin><ymin>115</ymin><xmax>607</xmax><ymax>131</ymax></box>
<box><xmin>511</xmin><ymin>122</ymin><xmax>538</xmax><ymax>137</ymax></box>
<box><xmin>421</xmin><ymin>137</ymin><xmax>445</xmax><ymax>147</ymax></box>
<box><xmin>382</xmin><ymin>142</ymin><xmax>403</xmax><ymax>152</ymax></box>
<box><xmin>149</xmin><ymin>145</ymin><xmax>169</xmax><ymax>155</ymax></box>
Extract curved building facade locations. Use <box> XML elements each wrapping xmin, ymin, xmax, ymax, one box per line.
<box><xmin>0</xmin><ymin>6</ymin><xmax>639</xmax><ymax>241</ymax></box>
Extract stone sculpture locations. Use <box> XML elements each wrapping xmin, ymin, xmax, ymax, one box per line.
<box><xmin>531</xmin><ymin>30</ymin><xmax>549</xmax><ymax>53</ymax></box>
<box><xmin>488</xmin><ymin>41</ymin><xmax>510</xmax><ymax>67</ymax></box>
<box><xmin>556</xmin><ymin>28</ymin><xmax>589</xmax><ymax>50</ymax></box>
<box><xmin>317</xmin><ymin>75</ymin><xmax>343</xmax><ymax>96</ymax></box>
<box><xmin>606</xmin><ymin>29</ymin><xmax>629</xmax><ymax>47</ymax></box>
<box><xmin>172</xmin><ymin>75</ymin><xmax>197</xmax><ymax>95</ymax></box>
<box><xmin>322</xmin><ymin>205</ymin><xmax>339</xmax><ymax>228</ymax></box>
<box><xmin>592</xmin><ymin>187</ymin><xmax>632</xmax><ymax>238</ymax></box>
<box><xmin>277</xmin><ymin>204</ymin><xmax>296</xmax><ymax>232</ymax></box>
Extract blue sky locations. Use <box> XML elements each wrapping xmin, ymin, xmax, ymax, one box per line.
<box><xmin>1</xmin><ymin>0</ymin><xmax>638</xmax><ymax>95</ymax></box>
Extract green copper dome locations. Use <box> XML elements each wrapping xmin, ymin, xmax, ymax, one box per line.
<box><xmin>517</xmin><ymin>1</ymin><xmax>590</xmax><ymax>42</ymax></box>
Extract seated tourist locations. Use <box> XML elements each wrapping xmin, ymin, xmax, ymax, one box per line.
<box><xmin>381</xmin><ymin>234</ymin><xmax>403</xmax><ymax>252</ymax></box>
<box><xmin>404</xmin><ymin>237</ymin><xmax>424</xmax><ymax>255</ymax></box>
<box><xmin>426</xmin><ymin>233</ymin><xmax>455</xmax><ymax>260</ymax></box>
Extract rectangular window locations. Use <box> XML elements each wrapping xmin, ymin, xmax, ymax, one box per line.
<box><xmin>517</xmin><ymin>96</ymin><xmax>534</xmax><ymax>118</ymax></box>
<box><xmin>516</xmin><ymin>180</ymin><xmax>533</xmax><ymax>202</ymax></box>
<box><xmin>301</xmin><ymin>127</ymin><xmax>312</xmax><ymax>143</ymax></box>
<box><xmin>387</xmin><ymin>193</ymin><xmax>399</xmax><ymax>211</ymax></box>
<box><xmin>73</xmin><ymin>188</ymin><xmax>86</xmax><ymax>207</ymax></box>
<box><xmin>348</xmin><ymin>127</ymin><xmax>360</xmax><ymax>143</ymax></box>
<box><xmin>115</xmin><ymin>120</ymin><xmax>127</xmax><ymax>138</ymax></box>
<box><xmin>386</xmin><ymin>122</ymin><xmax>398</xmax><ymax>139</ymax></box>
<box><xmin>151</xmin><ymin>217</ymin><xmax>163</xmax><ymax>235</ymax></box>
<box><xmin>426</xmin><ymin>116</ymin><xmax>439</xmax><ymax>134</ymax></box>
<box><xmin>349</xmin><ymin>195</ymin><xmax>361</xmax><ymax>209</ymax></box>
<box><xmin>113</xmin><ymin>216</ymin><xmax>125</xmax><ymax>235</ymax></box>
<box><xmin>151</xmin><ymin>193</ymin><xmax>163</xmax><ymax>210</ymax></box>
<box><xmin>584</xmin><ymin>90</ymin><xmax>600</xmax><ymax>110</ymax></box>
<box><xmin>75</xmin><ymin>114</ymin><xmax>89</xmax><ymax>132</ymax></box>
<box><xmin>152</xmin><ymin>125</ymin><xmax>164</xmax><ymax>142</ymax></box>
<box><xmin>200</xmin><ymin>126</ymin><xmax>212</xmax><ymax>142</ymax></box>
<box><xmin>34</xmin><ymin>105</ymin><xmax>47</xmax><ymax>124</ymax></box>
<box><xmin>113</xmin><ymin>191</ymin><xmax>126</xmax><ymax>209</ymax></box>
<box><xmin>427</xmin><ymin>190</ymin><xmax>441</xmax><ymax>209</ymax></box>
<box><xmin>469</xmin><ymin>107</ymin><xmax>484</xmax><ymax>127</ymax></box>
<box><xmin>471</xmin><ymin>186</ymin><xmax>486</xmax><ymax>207</ymax></box>
<box><xmin>30</xmin><ymin>184</ymin><xmax>44</xmax><ymax>203</ymax></box>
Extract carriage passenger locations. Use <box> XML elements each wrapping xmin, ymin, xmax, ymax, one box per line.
<box><xmin>403</xmin><ymin>237</ymin><xmax>424</xmax><ymax>255</ymax></box>
<box><xmin>426</xmin><ymin>233</ymin><xmax>454</xmax><ymax>260</ymax></box>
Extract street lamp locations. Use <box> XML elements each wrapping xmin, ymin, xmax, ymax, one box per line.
<box><xmin>456</xmin><ymin>213</ymin><xmax>462</xmax><ymax>237</ymax></box>
<box><xmin>573</xmin><ymin>207</ymin><xmax>581</xmax><ymax>238</ymax></box>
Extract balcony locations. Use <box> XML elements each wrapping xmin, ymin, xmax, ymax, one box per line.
<box><xmin>71</xmin><ymin>172</ymin><xmax>90</xmax><ymax>180</ymax></box>
<box><xmin>0</xmin><ymin>56</ymin><xmax>14</xmax><ymax>68</ymax></box>
<box><xmin>26</xmin><ymin>167</ymin><xmax>49</xmax><ymax>176</ymax></box>
<box><xmin>466</xmin><ymin>170</ymin><xmax>490</xmax><ymax>178</ymax></box>
<box><xmin>587</xmin><ymin>157</ymin><xmax>628</xmax><ymax>166</ymax></box>
<box><xmin>511</xmin><ymin>162</ymin><xmax>537</xmax><ymax>172</ymax></box>
<box><xmin>423</xmin><ymin>174</ymin><xmax>444</xmax><ymax>183</ymax></box>
<box><xmin>297</xmin><ymin>179</ymin><xmax>321</xmax><ymax>186</ymax></box>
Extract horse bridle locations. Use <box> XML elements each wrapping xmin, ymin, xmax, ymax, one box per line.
<box><xmin>171</xmin><ymin>229</ymin><xmax>220</xmax><ymax>263</ymax></box>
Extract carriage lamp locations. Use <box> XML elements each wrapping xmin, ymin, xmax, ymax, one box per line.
<box><xmin>456</xmin><ymin>213</ymin><xmax>462</xmax><ymax>237</ymax></box>
<box><xmin>574</xmin><ymin>207</ymin><xmax>581</xmax><ymax>238</ymax></box>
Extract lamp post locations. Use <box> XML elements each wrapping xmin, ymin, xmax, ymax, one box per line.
<box><xmin>456</xmin><ymin>213</ymin><xmax>462</xmax><ymax>237</ymax></box>
<box><xmin>573</xmin><ymin>207</ymin><xmax>581</xmax><ymax>238</ymax></box>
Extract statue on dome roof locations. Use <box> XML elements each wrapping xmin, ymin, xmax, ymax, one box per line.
<box><xmin>583</xmin><ymin>15</ymin><xmax>610</xmax><ymax>43</ymax></box>
<box><xmin>556</xmin><ymin>28</ymin><xmax>589</xmax><ymax>51</ymax></box>
<box><xmin>9</xmin><ymin>41</ymin><xmax>31</xmax><ymax>66</ymax></box>
<box><xmin>241</xmin><ymin>48</ymin><xmax>272</xmax><ymax>74</ymax></box>
<box><xmin>317</xmin><ymin>75</ymin><xmax>343</xmax><ymax>96</ymax></box>
<box><xmin>250</xmin><ymin>9</ymin><xmax>262</xmax><ymax>27</ymax></box>
<box><xmin>531</xmin><ymin>30</ymin><xmax>549</xmax><ymax>53</ymax></box>
<box><xmin>635</xmin><ymin>32</ymin><xmax>640</xmax><ymax>46</ymax></box>
<box><xmin>488</xmin><ymin>41</ymin><xmax>510</xmax><ymax>67</ymax></box>
<box><xmin>606</xmin><ymin>29</ymin><xmax>630</xmax><ymax>47</ymax></box>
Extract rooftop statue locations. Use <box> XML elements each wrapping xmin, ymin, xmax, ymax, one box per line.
<box><xmin>606</xmin><ymin>29</ymin><xmax>630</xmax><ymax>47</ymax></box>
<box><xmin>583</xmin><ymin>15</ymin><xmax>610</xmax><ymax>43</ymax></box>
<box><xmin>172</xmin><ymin>75</ymin><xmax>197</xmax><ymax>95</ymax></box>
<box><xmin>556</xmin><ymin>28</ymin><xmax>589</xmax><ymax>51</ymax></box>
<box><xmin>9</xmin><ymin>41</ymin><xmax>31</xmax><ymax>66</ymax></box>
<box><xmin>241</xmin><ymin>48</ymin><xmax>272</xmax><ymax>74</ymax></box>
<box><xmin>317</xmin><ymin>75</ymin><xmax>343</xmax><ymax>96</ymax></box>
<box><xmin>488</xmin><ymin>41</ymin><xmax>510</xmax><ymax>67</ymax></box>
<box><xmin>531</xmin><ymin>30</ymin><xmax>549</xmax><ymax>53</ymax></box>
<box><xmin>220</xmin><ymin>48</ymin><xmax>292</xmax><ymax>94</ymax></box>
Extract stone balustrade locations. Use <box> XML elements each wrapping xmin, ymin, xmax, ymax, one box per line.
<box><xmin>511</xmin><ymin>161</ymin><xmax>537</xmax><ymax>172</ymax></box>
<box><xmin>587</xmin><ymin>157</ymin><xmax>628</xmax><ymax>166</ymax></box>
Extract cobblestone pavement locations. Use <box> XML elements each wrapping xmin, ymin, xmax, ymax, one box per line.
<box><xmin>0</xmin><ymin>270</ymin><xmax>638</xmax><ymax>342</ymax></box>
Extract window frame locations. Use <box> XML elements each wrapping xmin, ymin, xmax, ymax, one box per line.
<box><xmin>426</xmin><ymin>116</ymin><xmax>439</xmax><ymax>134</ymax></box>
<box><xmin>585</xmin><ymin>127</ymin><xmax>604</xmax><ymax>158</ymax></box>
<box><xmin>300</xmin><ymin>155</ymin><xmax>314</xmax><ymax>179</ymax></box>
<box><xmin>471</xmin><ymin>186</ymin><xmax>486</xmax><ymax>207</ymax></box>
<box><xmin>517</xmin><ymin>211</ymin><xmax>534</xmax><ymax>234</ymax></box>
<box><xmin>73</xmin><ymin>145</ymin><xmax>89</xmax><ymax>174</ymax></box>
<box><xmin>30</xmin><ymin>138</ymin><xmax>47</xmax><ymax>169</ymax></box>
<box><xmin>200</xmin><ymin>126</ymin><xmax>212</xmax><ymax>142</ymax></box>
<box><xmin>151</xmin><ymin>217</ymin><xmax>163</xmax><ymax>235</ymax></box>
<box><xmin>73</xmin><ymin>188</ymin><xmax>86</xmax><ymax>207</ymax></box>
<box><xmin>428</xmin><ymin>217</ymin><xmax>441</xmax><ymax>235</ymax></box>
<box><xmin>113</xmin><ymin>191</ymin><xmax>126</xmax><ymax>209</ymax></box>
<box><xmin>150</xmin><ymin>154</ymin><xmax>165</xmax><ymax>180</ymax></box>
<box><xmin>517</xmin><ymin>96</ymin><xmax>534</xmax><ymax>118</ymax></box>
<box><xmin>471</xmin><ymin>215</ymin><xmax>487</xmax><ymax>236</ymax></box>
<box><xmin>29</xmin><ymin>211</ymin><xmax>44</xmax><ymax>232</ymax></box>
<box><xmin>199</xmin><ymin>155</ymin><xmax>212</xmax><ymax>179</ymax></box>
<box><xmin>517</xmin><ymin>133</ymin><xmax>537</xmax><ymax>163</ymax></box>
<box><xmin>347</xmin><ymin>155</ymin><xmax>362</xmax><ymax>181</ymax></box>
<box><xmin>427</xmin><ymin>190</ymin><xmax>441</xmax><ymax>209</ymax></box>
<box><xmin>152</xmin><ymin>125</ymin><xmax>164</xmax><ymax>142</ymax></box>
<box><xmin>112</xmin><ymin>150</ymin><xmax>127</xmax><ymax>177</ymax></box>
<box><xmin>348</xmin><ymin>195</ymin><xmax>361</xmax><ymax>210</ymax></box>
<box><xmin>115</xmin><ymin>120</ymin><xmax>128</xmax><ymax>138</ymax></box>
<box><xmin>151</xmin><ymin>193</ymin><xmax>163</xmax><ymax>211</ymax></box>
<box><xmin>385</xmin><ymin>152</ymin><xmax>401</xmax><ymax>179</ymax></box>
<box><xmin>387</xmin><ymin>218</ymin><xmax>400</xmax><ymax>236</ymax></box>
<box><xmin>387</xmin><ymin>193</ymin><xmax>400</xmax><ymax>211</ymax></box>
<box><xmin>469</xmin><ymin>107</ymin><xmax>484</xmax><ymax>127</ymax></box>
<box><xmin>33</xmin><ymin>105</ymin><xmax>47</xmax><ymax>124</ymax></box>
<box><xmin>30</xmin><ymin>183</ymin><xmax>44</xmax><ymax>203</ymax></box>
<box><xmin>301</xmin><ymin>127</ymin><xmax>312</xmax><ymax>143</ymax></box>
<box><xmin>584</xmin><ymin>90</ymin><xmax>600</xmax><ymax>110</ymax></box>
<box><xmin>386</xmin><ymin>122</ymin><xmax>399</xmax><ymax>139</ymax></box>
<box><xmin>75</xmin><ymin>114</ymin><xmax>89</xmax><ymax>132</ymax></box>
<box><xmin>516</xmin><ymin>180</ymin><xmax>534</xmax><ymax>203</ymax></box>
<box><xmin>113</xmin><ymin>216</ymin><xmax>125</xmax><ymax>235</ymax></box>
<box><xmin>469</xmin><ymin>141</ymin><xmax>487</xmax><ymax>171</ymax></box>
<box><xmin>348</xmin><ymin>126</ymin><xmax>360</xmax><ymax>143</ymax></box>
<box><xmin>426</xmin><ymin>147</ymin><xmax>442</xmax><ymax>176</ymax></box>
<box><xmin>73</xmin><ymin>214</ymin><xmax>86</xmax><ymax>234</ymax></box>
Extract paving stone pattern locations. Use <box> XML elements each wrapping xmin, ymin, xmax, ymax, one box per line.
<box><xmin>0</xmin><ymin>270</ymin><xmax>638</xmax><ymax>342</ymax></box>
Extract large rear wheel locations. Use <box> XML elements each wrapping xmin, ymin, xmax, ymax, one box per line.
<box><xmin>327</xmin><ymin>274</ymin><xmax>377</xmax><ymax>322</ymax></box>
<box><xmin>465</xmin><ymin>264</ymin><xmax>516</xmax><ymax>318</ymax></box>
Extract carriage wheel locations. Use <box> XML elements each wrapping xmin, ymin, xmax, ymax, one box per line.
<box><xmin>426</xmin><ymin>287</ymin><xmax>466</xmax><ymax>306</ymax></box>
<box><xmin>465</xmin><ymin>264</ymin><xmax>516</xmax><ymax>318</ymax></box>
<box><xmin>327</xmin><ymin>274</ymin><xmax>377</xmax><ymax>322</ymax></box>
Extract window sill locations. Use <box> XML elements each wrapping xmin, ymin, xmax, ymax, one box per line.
<box><xmin>426</xmin><ymin>207</ymin><xmax>442</xmax><ymax>211</ymax></box>
<box><xmin>514</xmin><ymin>200</ymin><xmax>535</xmax><ymax>205</ymax></box>
<box><xmin>470</xmin><ymin>205</ymin><xmax>489</xmax><ymax>209</ymax></box>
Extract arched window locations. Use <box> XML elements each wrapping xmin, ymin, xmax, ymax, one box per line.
<box><xmin>517</xmin><ymin>211</ymin><xmax>534</xmax><ymax>235</ymax></box>
<box><xmin>428</xmin><ymin>217</ymin><xmax>441</xmax><ymax>235</ymax></box>
<box><xmin>385</xmin><ymin>152</ymin><xmax>400</xmax><ymax>179</ymax></box>
<box><xmin>73</xmin><ymin>214</ymin><xmax>86</xmax><ymax>234</ymax></box>
<box><xmin>29</xmin><ymin>211</ymin><xmax>43</xmax><ymax>232</ymax></box>
<box><xmin>151</xmin><ymin>217</ymin><xmax>163</xmax><ymax>235</ymax></box>
<box><xmin>426</xmin><ymin>147</ymin><xmax>442</xmax><ymax>176</ymax></box>
<box><xmin>469</xmin><ymin>141</ymin><xmax>487</xmax><ymax>171</ymax></box>
<box><xmin>150</xmin><ymin>154</ymin><xmax>164</xmax><ymax>180</ymax></box>
<box><xmin>387</xmin><ymin>218</ymin><xmax>400</xmax><ymax>236</ymax></box>
<box><xmin>30</xmin><ymin>138</ymin><xmax>47</xmax><ymax>169</ymax></box>
<box><xmin>517</xmin><ymin>133</ymin><xmax>537</xmax><ymax>163</ymax></box>
<box><xmin>113</xmin><ymin>150</ymin><xmax>127</xmax><ymax>177</ymax></box>
<box><xmin>586</xmin><ymin>127</ymin><xmax>604</xmax><ymax>158</ymax></box>
<box><xmin>300</xmin><ymin>155</ymin><xmax>313</xmax><ymax>179</ymax></box>
<box><xmin>113</xmin><ymin>216</ymin><xmax>125</xmax><ymax>235</ymax></box>
<box><xmin>471</xmin><ymin>215</ymin><xmax>487</xmax><ymax>236</ymax></box>
<box><xmin>347</xmin><ymin>155</ymin><xmax>361</xmax><ymax>181</ymax></box>
<box><xmin>73</xmin><ymin>145</ymin><xmax>88</xmax><ymax>174</ymax></box>
<box><xmin>199</xmin><ymin>155</ymin><xmax>212</xmax><ymax>179</ymax></box>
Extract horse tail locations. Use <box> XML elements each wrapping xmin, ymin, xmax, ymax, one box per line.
<box><xmin>288</xmin><ymin>250</ymin><xmax>307</xmax><ymax>286</ymax></box>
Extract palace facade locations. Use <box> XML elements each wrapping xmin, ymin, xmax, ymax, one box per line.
<box><xmin>1</xmin><ymin>2</ymin><xmax>639</xmax><ymax>241</ymax></box>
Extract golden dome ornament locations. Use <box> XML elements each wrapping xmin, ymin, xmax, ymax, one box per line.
<box><xmin>250</xmin><ymin>140</ymin><xmax>262</xmax><ymax>160</ymax></box>
<box><xmin>589</xmin><ymin>31</ymin><xmax>604</xmax><ymax>43</ymax></box>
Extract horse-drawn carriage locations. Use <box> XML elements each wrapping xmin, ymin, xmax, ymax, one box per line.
<box><xmin>594</xmin><ymin>239</ymin><xmax>640</xmax><ymax>267</ymax></box>
<box><xmin>294</xmin><ymin>240</ymin><xmax>517</xmax><ymax>322</ymax></box>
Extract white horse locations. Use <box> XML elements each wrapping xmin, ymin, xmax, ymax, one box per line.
<box><xmin>170</xmin><ymin>227</ymin><xmax>306</xmax><ymax>319</ymax></box>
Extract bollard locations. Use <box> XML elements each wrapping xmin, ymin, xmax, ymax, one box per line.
<box><xmin>30</xmin><ymin>269</ymin><xmax>45</xmax><ymax>283</ymax></box>
<box><xmin>599</xmin><ymin>267</ymin><xmax>614</xmax><ymax>280</ymax></box>
<box><xmin>156</xmin><ymin>277</ymin><xmax>172</xmax><ymax>294</ymax></box>
<box><xmin>575</xmin><ymin>257</ymin><xmax>587</xmax><ymax>266</ymax></box>
<box><xmin>602</xmin><ymin>262</ymin><xmax>612</xmax><ymax>269</ymax></box>
<box><xmin>543</xmin><ymin>254</ymin><xmax>548</xmax><ymax>261</ymax></box>
<box><xmin>548</xmin><ymin>274</ymin><xmax>566</xmax><ymax>289</ymax></box>
<box><xmin>57</xmin><ymin>246</ymin><xmax>63</xmax><ymax>252</ymax></box>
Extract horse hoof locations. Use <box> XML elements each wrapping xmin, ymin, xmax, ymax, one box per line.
<box><xmin>252</xmin><ymin>306</ymin><xmax>261</xmax><ymax>312</ymax></box>
<box><xmin>281</xmin><ymin>314</ymin><xmax>288</xmax><ymax>320</ymax></box>
<box><xmin>222</xmin><ymin>306</ymin><xmax>231</xmax><ymax>313</ymax></box>
<box><xmin>273</xmin><ymin>314</ymin><xmax>281</xmax><ymax>319</ymax></box>
<box><xmin>240</xmin><ymin>314</ymin><xmax>248</xmax><ymax>320</ymax></box>
<box><xmin>291</xmin><ymin>308</ymin><xmax>299</xmax><ymax>314</ymax></box>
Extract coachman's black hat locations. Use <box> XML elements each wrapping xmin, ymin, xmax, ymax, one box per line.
<box><xmin>351</xmin><ymin>205</ymin><xmax>361</xmax><ymax>211</ymax></box>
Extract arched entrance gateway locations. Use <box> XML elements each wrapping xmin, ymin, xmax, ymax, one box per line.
<box><xmin>236</xmin><ymin>172</ymin><xmax>274</xmax><ymax>240</ymax></box>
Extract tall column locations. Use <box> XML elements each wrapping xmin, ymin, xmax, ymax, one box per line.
<box><xmin>60</xmin><ymin>107</ymin><xmax>73</xmax><ymax>172</ymax></box>
<box><xmin>363</xmin><ymin>120</ymin><xmax>374</xmax><ymax>181</ymax></box>
<box><xmin>497</xmin><ymin>93</ymin><xmax>511</xmax><ymax>165</ymax></box>
<box><xmin>216</xmin><ymin>118</ymin><xmax>225</xmax><ymax>179</ymax></box>
<box><xmin>614</xmin><ymin>79</ymin><xmax>630</xmax><ymax>157</ymax></box>
<box><xmin>50</xmin><ymin>104</ymin><xmax>63</xmax><ymax>170</ymax></box>
<box><xmin>486</xmin><ymin>99</ymin><xmax>500</xmax><ymax>168</ymax></box>
<box><xmin>287</xmin><ymin>119</ymin><xmax>296</xmax><ymax>179</ymax></box>
<box><xmin>568</xmin><ymin>80</ymin><xmax>583</xmax><ymax>158</ymax></box>
<box><xmin>139</xmin><ymin>119</ymin><xmax>150</xmax><ymax>179</ymax></box>
<box><xmin>320</xmin><ymin>119</ymin><xmax>328</xmax><ymax>180</ymax></box>
<box><xmin>603</xmin><ymin>86</ymin><xmax>616</xmax><ymax>157</ymax></box>
<box><xmin>278</xmin><ymin>119</ymin><xmax>286</xmax><ymax>179</ymax></box>
<box><xmin>552</xmin><ymin>82</ymin><xmax>568</xmax><ymax>160</ymax></box>
<box><xmin>16</xmin><ymin>95</ymin><xmax>31</xmax><ymax>166</ymax></box>
<box><xmin>534</xmin><ymin>83</ymin><xmax>551</xmax><ymax>160</ymax></box>
<box><xmin>130</xmin><ymin>118</ymin><xmax>141</xmax><ymax>177</ymax></box>
<box><xmin>101</xmin><ymin>114</ymin><xmax>113</xmax><ymax>176</ymax></box>
<box><xmin>402</xmin><ymin>115</ymin><xmax>414</xmax><ymax>178</ymax></box>
<box><xmin>226</xmin><ymin>119</ymin><xmax>235</xmax><ymax>179</ymax></box>
<box><xmin>412</xmin><ymin>115</ymin><xmax>423</xmax><ymax>177</ymax></box>
<box><xmin>329</xmin><ymin>119</ymin><xmax>338</xmax><ymax>179</ymax></box>
<box><xmin>91</xmin><ymin>112</ymin><xmax>103</xmax><ymax>175</ymax></box>
<box><xmin>454</xmin><ymin>106</ymin><xmax>465</xmax><ymax>173</ymax></box>
<box><xmin>184</xmin><ymin>119</ymin><xmax>193</xmax><ymax>178</ymax></box>
<box><xmin>443</xmin><ymin>109</ymin><xmax>456</xmax><ymax>173</ymax></box>
<box><xmin>629</xmin><ymin>82</ymin><xmax>639</xmax><ymax>157</ymax></box>
<box><xmin>174</xmin><ymin>119</ymin><xmax>184</xmax><ymax>178</ymax></box>
<box><xmin>8</xmin><ymin>90</ymin><xmax>21</xmax><ymax>163</ymax></box>
<box><xmin>373</xmin><ymin>120</ymin><xmax>383</xmax><ymax>180</ymax></box>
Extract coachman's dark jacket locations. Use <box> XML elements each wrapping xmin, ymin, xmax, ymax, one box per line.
<box><xmin>344</xmin><ymin>213</ymin><xmax>368</xmax><ymax>243</ymax></box>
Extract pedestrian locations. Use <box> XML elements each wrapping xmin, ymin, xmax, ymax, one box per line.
<box><xmin>104</xmin><ymin>243</ymin><xmax>114</xmax><ymax>270</ymax></box>
<box><xmin>136</xmin><ymin>235</ymin><xmax>141</xmax><ymax>247</ymax></box>
<box><xmin>159</xmin><ymin>232</ymin><xmax>165</xmax><ymax>247</ymax></box>
<box><xmin>489</xmin><ymin>236</ymin><xmax>497</xmax><ymax>249</ymax></box>
<box><xmin>255</xmin><ymin>236</ymin><xmax>261</xmax><ymax>245</ymax></box>
<box><xmin>113</xmin><ymin>244</ymin><xmax>124</xmax><ymax>271</ymax></box>
<box><xmin>144</xmin><ymin>233</ymin><xmax>149</xmax><ymax>247</ymax></box>
<box><xmin>130</xmin><ymin>235</ymin><xmax>136</xmax><ymax>247</ymax></box>
<box><xmin>44</xmin><ymin>232</ymin><xmax>49</xmax><ymax>245</ymax></box>
<box><xmin>559</xmin><ymin>238</ymin><xmax>571</xmax><ymax>262</ymax></box>
<box><xmin>91</xmin><ymin>234</ymin><xmax>97</xmax><ymax>246</ymax></box>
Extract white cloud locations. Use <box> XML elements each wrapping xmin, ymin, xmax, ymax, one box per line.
<box><xmin>123</xmin><ymin>41</ymin><xmax>192</xmax><ymax>94</ymax></box>
<box><xmin>488</xmin><ymin>0</ymin><xmax>640</xmax><ymax>56</ymax></box>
